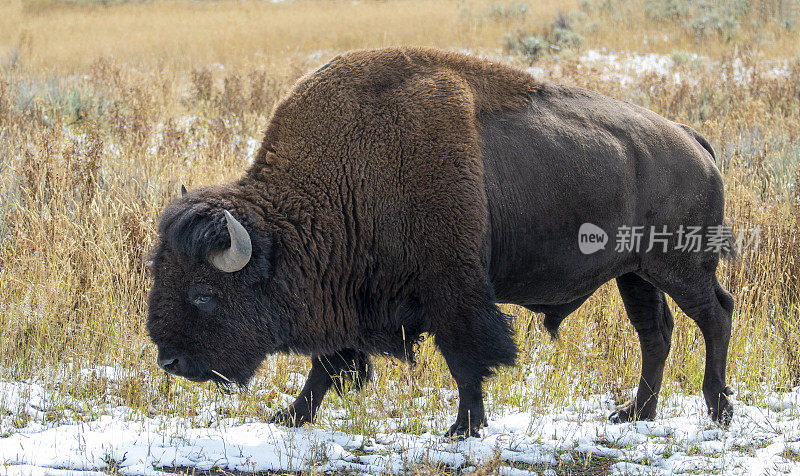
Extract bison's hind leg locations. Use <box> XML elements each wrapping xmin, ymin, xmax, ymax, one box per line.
<box><xmin>610</xmin><ymin>273</ymin><xmax>674</xmax><ymax>423</ymax></box>
<box><xmin>649</xmin><ymin>272</ymin><xmax>734</xmax><ymax>427</ymax></box>
<box><xmin>542</xmin><ymin>314</ymin><xmax>565</xmax><ymax>338</ymax></box>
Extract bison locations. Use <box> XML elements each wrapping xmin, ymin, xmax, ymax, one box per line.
<box><xmin>147</xmin><ymin>47</ymin><xmax>735</xmax><ymax>437</ymax></box>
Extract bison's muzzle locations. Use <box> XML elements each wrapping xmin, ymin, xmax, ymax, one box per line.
<box><xmin>157</xmin><ymin>350</ymin><xmax>210</xmax><ymax>383</ymax></box>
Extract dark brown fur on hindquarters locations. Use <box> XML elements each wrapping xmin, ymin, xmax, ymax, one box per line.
<box><xmin>146</xmin><ymin>47</ymin><xmax>735</xmax><ymax>435</ymax></box>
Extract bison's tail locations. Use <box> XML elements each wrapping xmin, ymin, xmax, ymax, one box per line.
<box><xmin>679</xmin><ymin>124</ymin><xmax>736</xmax><ymax>261</ymax></box>
<box><xmin>679</xmin><ymin>123</ymin><xmax>717</xmax><ymax>165</ymax></box>
<box><xmin>693</xmin><ymin>129</ymin><xmax>717</xmax><ymax>164</ymax></box>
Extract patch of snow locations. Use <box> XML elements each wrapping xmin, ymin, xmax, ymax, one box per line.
<box><xmin>2</xmin><ymin>379</ymin><xmax>800</xmax><ymax>475</ymax></box>
<box><xmin>78</xmin><ymin>366</ymin><xmax>121</xmax><ymax>382</ymax></box>
<box><xmin>0</xmin><ymin>381</ymin><xmax>48</xmax><ymax>417</ymax></box>
<box><xmin>574</xmin><ymin>48</ymin><xmax>792</xmax><ymax>88</ymax></box>
<box><xmin>577</xmin><ymin>49</ymin><xmax>685</xmax><ymax>85</ymax></box>
<box><xmin>245</xmin><ymin>137</ymin><xmax>260</xmax><ymax>165</ymax></box>
<box><xmin>283</xmin><ymin>372</ymin><xmax>306</xmax><ymax>393</ymax></box>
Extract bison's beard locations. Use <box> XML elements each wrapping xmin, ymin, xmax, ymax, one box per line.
<box><xmin>187</xmin><ymin>361</ymin><xmax>257</xmax><ymax>395</ymax></box>
<box><xmin>211</xmin><ymin>349</ymin><xmax>270</xmax><ymax>391</ymax></box>
<box><xmin>207</xmin><ymin>369</ymin><xmax>243</xmax><ymax>394</ymax></box>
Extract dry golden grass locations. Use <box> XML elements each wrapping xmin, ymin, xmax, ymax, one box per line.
<box><xmin>0</xmin><ymin>0</ymin><xmax>798</xmax><ymax>444</ymax></box>
<box><xmin>8</xmin><ymin>0</ymin><xmax>574</xmax><ymax>72</ymax></box>
<box><xmin>5</xmin><ymin>0</ymin><xmax>798</xmax><ymax>73</ymax></box>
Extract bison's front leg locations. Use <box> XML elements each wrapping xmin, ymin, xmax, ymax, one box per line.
<box><xmin>270</xmin><ymin>349</ymin><xmax>372</xmax><ymax>427</ymax></box>
<box><xmin>444</xmin><ymin>375</ymin><xmax>487</xmax><ymax>438</ymax></box>
<box><xmin>435</xmin><ymin>302</ymin><xmax>517</xmax><ymax>439</ymax></box>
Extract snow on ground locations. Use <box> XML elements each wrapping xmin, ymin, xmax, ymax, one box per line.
<box><xmin>456</xmin><ymin>47</ymin><xmax>793</xmax><ymax>88</ymax></box>
<box><xmin>1</xmin><ymin>378</ymin><xmax>799</xmax><ymax>475</ymax></box>
<box><xmin>594</xmin><ymin>48</ymin><xmax>791</xmax><ymax>84</ymax></box>
<box><xmin>576</xmin><ymin>49</ymin><xmax>687</xmax><ymax>85</ymax></box>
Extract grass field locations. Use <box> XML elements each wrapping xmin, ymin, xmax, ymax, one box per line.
<box><xmin>1</xmin><ymin>0</ymin><xmax>800</xmax><ymax>474</ymax></box>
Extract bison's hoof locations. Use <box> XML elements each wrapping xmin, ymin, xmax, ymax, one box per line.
<box><xmin>609</xmin><ymin>401</ymin><xmax>656</xmax><ymax>423</ymax></box>
<box><xmin>723</xmin><ymin>386</ymin><xmax>735</xmax><ymax>396</ymax></box>
<box><xmin>444</xmin><ymin>421</ymin><xmax>485</xmax><ymax>440</ymax></box>
<box><xmin>269</xmin><ymin>407</ymin><xmax>312</xmax><ymax>427</ymax></box>
<box><xmin>709</xmin><ymin>397</ymin><xmax>734</xmax><ymax>429</ymax></box>
<box><xmin>608</xmin><ymin>409</ymin><xmax>629</xmax><ymax>424</ymax></box>
<box><xmin>705</xmin><ymin>386</ymin><xmax>734</xmax><ymax>429</ymax></box>
<box><xmin>444</xmin><ymin>424</ymin><xmax>479</xmax><ymax>440</ymax></box>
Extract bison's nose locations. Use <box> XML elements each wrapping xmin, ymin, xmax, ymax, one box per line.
<box><xmin>156</xmin><ymin>351</ymin><xmax>208</xmax><ymax>381</ymax></box>
<box><xmin>158</xmin><ymin>357</ymin><xmax>179</xmax><ymax>373</ymax></box>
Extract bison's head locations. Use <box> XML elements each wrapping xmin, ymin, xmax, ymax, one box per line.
<box><xmin>146</xmin><ymin>186</ymin><xmax>287</xmax><ymax>388</ymax></box>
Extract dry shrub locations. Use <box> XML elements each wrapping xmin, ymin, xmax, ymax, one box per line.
<box><xmin>464</xmin><ymin>452</ymin><xmax>503</xmax><ymax>475</ymax></box>
<box><xmin>121</xmin><ymin>206</ymin><xmax>149</xmax><ymax>270</ymax></box>
<box><xmin>21</xmin><ymin>147</ymin><xmax>47</xmax><ymax>202</ymax></box>
<box><xmin>247</xmin><ymin>70</ymin><xmax>270</xmax><ymax>116</ymax></box>
<box><xmin>80</xmin><ymin>125</ymin><xmax>103</xmax><ymax>206</ymax></box>
<box><xmin>107</xmin><ymin>82</ymin><xmax>156</xmax><ymax>149</ymax></box>
<box><xmin>0</xmin><ymin>77</ymin><xmax>10</xmax><ymax>125</ymax></box>
<box><xmin>128</xmin><ymin>84</ymin><xmax>154</xmax><ymax>149</ymax></box>
<box><xmin>157</xmin><ymin>117</ymin><xmax>187</xmax><ymax>159</ymax></box>
<box><xmin>777</xmin><ymin>166</ymin><xmax>800</xmax><ymax>385</ymax></box>
<box><xmin>790</xmin><ymin>166</ymin><xmax>800</xmax><ymax>297</ymax></box>
<box><xmin>88</xmin><ymin>57</ymin><xmax>124</xmax><ymax>91</ymax></box>
<box><xmin>218</xmin><ymin>72</ymin><xmax>245</xmax><ymax>119</ymax></box>
<box><xmin>191</xmin><ymin>67</ymin><xmax>214</xmax><ymax>103</ymax></box>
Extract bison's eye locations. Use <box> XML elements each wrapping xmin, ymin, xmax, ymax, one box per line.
<box><xmin>192</xmin><ymin>294</ymin><xmax>216</xmax><ymax>312</ymax></box>
<box><xmin>189</xmin><ymin>285</ymin><xmax>217</xmax><ymax>313</ymax></box>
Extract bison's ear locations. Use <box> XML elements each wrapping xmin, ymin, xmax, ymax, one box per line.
<box><xmin>158</xmin><ymin>201</ymin><xmax>272</xmax><ymax>277</ymax></box>
<box><xmin>160</xmin><ymin>202</ymin><xmax>234</xmax><ymax>262</ymax></box>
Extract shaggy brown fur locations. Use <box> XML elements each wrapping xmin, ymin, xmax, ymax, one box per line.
<box><xmin>243</xmin><ymin>47</ymin><xmax>539</xmax><ymax>355</ymax></box>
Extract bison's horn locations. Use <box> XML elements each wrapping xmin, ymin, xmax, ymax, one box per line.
<box><xmin>209</xmin><ymin>210</ymin><xmax>252</xmax><ymax>273</ymax></box>
<box><xmin>180</xmin><ymin>184</ymin><xmax>188</xmax><ymax>197</ymax></box>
